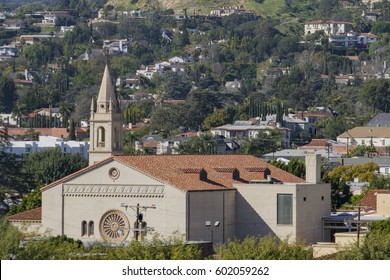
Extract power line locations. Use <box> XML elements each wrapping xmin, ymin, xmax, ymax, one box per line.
<box><xmin>121</xmin><ymin>202</ymin><xmax>156</xmax><ymax>241</ymax></box>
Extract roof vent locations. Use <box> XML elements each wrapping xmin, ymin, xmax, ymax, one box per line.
<box><xmin>180</xmin><ymin>168</ymin><xmax>208</xmax><ymax>181</ymax></box>
<box><xmin>214</xmin><ymin>167</ymin><xmax>240</xmax><ymax>180</ymax></box>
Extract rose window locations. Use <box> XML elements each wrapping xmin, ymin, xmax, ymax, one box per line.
<box><xmin>99</xmin><ymin>210</ymin><xmax>129</xmax><ymax>242</ymax></box>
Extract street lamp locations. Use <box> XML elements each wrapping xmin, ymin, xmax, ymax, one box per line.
<box><xmin>205</xmin><ymin>220</ymin><xmax>220</xmax><ymax>243</ymax></box>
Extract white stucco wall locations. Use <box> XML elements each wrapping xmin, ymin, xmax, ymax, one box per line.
<box><xmin>234</xmin><ymin>182</ymin><xmax>330</xmax><ymax>244</ymax></box>
<box><xmin>42</xmin><ymin>160</ymin><xmax>188</xmax><ymax>242</ymax></box>
<box><xmin>295</xmin><ymin>183</ymin><xmax>331</xmax><ymax>244</ymax></box>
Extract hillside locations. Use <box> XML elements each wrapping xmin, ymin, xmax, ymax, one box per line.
<box><xmin>106</xmin><ymin>0</ymin><xmax>289</xmax><ymax>17</ymax></box>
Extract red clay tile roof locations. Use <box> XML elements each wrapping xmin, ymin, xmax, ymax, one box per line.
<box><xmin>115</xmin><ymin>155</ymin><xmax>305</xmax><ymax>191</ymax></box>
<box><xmin>40</xmin><ymin>155</ymin><xmax>305</xmax><ymax>193</ymax></box>
<box><xmin>143</xmin><ymin>139</ymin><xmax>160</xmax><ymax>148</ymax></box>
<box><xmin>304</xmin><ymin>139</ymin><xmax>330</xmax><ymax>147</ymax></box>
<box><xmin>6</xmin><ymin>128</ymin><xmax>69</xmax><ymax>138</ymax></box>
<box><xmin>8</xmin><ymin>207</ymin><xmax>41</xmax><ymax>222</ymax></box>
<box><xmin>359</xmin><ymin>190</ymin><xmax>390</xmax><ymax>211</ymax></box>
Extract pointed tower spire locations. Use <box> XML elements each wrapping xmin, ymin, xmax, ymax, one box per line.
<box><xmin>97</xmin><ymin>64</ymin><xmax>116</xmax><ymax>104</ymax></box>
<box><xmin>89</xmin><ymin>64</ymin><xmax>123</xmax><ymax>166</ymax></box>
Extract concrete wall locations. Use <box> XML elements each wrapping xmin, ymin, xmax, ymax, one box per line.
<box><xmin>235</xmin><ymin>183</ymin><xmax>297</xmax><ymax>241</ymax></box>
<box><xmin>377</xmin><ymin>193</ymin><xmax>390</xmax><ymax>215</ymax></box>
<box><xmin>235</xmin><ymin>182</ymin><xmax>330</xmax><ymax>244</ymax></box>
<box><xmin>187</xmin><ymin>190</ymin><xmax>235</xmax><ymax>244</ymax></box>
<box><xmin>11</xmin><ymin>222</ymin><xmax>49</xmax><ymax>236</ymax></box>
<box><xmin>42</xmin><ymin>181</ymin><xmax>63</xmax><ymax>236</ymax></box>
<box><xmin>295</xmin><ymin>183</ymin><xmax>331</xmax><ymax>244</ymax></box>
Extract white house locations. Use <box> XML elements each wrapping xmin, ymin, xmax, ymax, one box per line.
<box><xmin>103</xmin><ymin>39</ymin><xmax>129</xmax><ymax>54</ymax></box>
<box><xmin>169</xmin><ymin>56</ymin><xmax>185</xmax><ymax>64</ymax></box>
<box><xmin>337</xmin><ymin>126</ymin><xmax>390</xmax><ymax>147</ymax></box>
<box><xmin>211</xmin><ymin>120</ymin><xmax>291</xmax><ymax>148</ymax></box>
<box><xmin>0</xmin><ymin>45</ymin><xmax>17</xmax><ymax>56</ymax></box>
<box><xmin>304</xmin><ymin>21</ymin><xmax>353</xmax><ymax>36</ymax></box>
<box><xmin>0</xmin><ymin>135</ymin><xmax>89</xmax><ymax>159</ymax></box>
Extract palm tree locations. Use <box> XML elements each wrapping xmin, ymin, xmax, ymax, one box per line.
<box><xmin>58</xmin><ymin>101</ymin><xmax>74</xmax><ymax>128</ymax></box>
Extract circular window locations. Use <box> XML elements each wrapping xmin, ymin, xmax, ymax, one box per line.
<box><xmin>109</xmin><ymin>167</ymin><xmax>120</xmax><ymax>180</ymax></box>
<box><xmin>99</xmin><ymin>210</ymin><xmax>129</xmax><ymax>242</ymax></box>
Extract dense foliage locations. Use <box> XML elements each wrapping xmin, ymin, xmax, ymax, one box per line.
<box><xmin>336</xmin><ymin>220</ymin><xmax>390</xmax><ymax>260</ymax></box>
<box><xmin>22</xmin><ymin>148</ymin><xmax>88</xmax><ymax>187</ymax></box>
<box><xmin>216</xmin><ymin>235</ymin><xmax>313</xmax><ymax>260</ymax></box>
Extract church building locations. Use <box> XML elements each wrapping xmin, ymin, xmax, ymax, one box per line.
<box><xmin>9</xmin><ymin>65</ymin><xmax>331</xmax><ymax>245</ymax></box>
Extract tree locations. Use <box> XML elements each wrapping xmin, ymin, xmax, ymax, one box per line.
<box><xmin>359</xmin><ymin>79</ymin><xmax>390</xmax><ymax>113</ymax></box>
<box><xmin>68</xmin><ymin>118</ymin><xmax>76</xmax><ymax>140</ymax></box>
<box><xmin>22</xmin><ymin>148</ymin><xmax>88</xmax><ymax>187</ymax></box>
<box><xmin>323</xmin><ymin>162</ymin><xmax>379</xmax><ymax>209</ymax></box>
<box><xmin>100</xmin><ymin>235</ymin><xmax>203</xmax><ymax>260</ymax></box>
<box><xmin>0</xmin><ymin>76</ymin><xmax>17</xmax><ymax>113</ymax></box>
<box><xmin>14</xmin><ymin>235</ymin><xmax>85</xmax><ymax>260</ymax></box>
<box><xmin>7</xmin><ymin>189</ymin><xmax>41</xmax><ymax>216</ymax></box>
<box><xmin>216</xmin><ymin>235</ymin><xmax>312</xmax><ymax>260</ymax></box>
<box><xmin>0</xmin><ymin>152</ymin><xmax>32</xmax><ymax>194</ymax></box>
<box><xmin>175</xmin><ymin>133</ymin><xmax>217</xmax><ymax>155</ymax></box>
<box><xmin>184</xmin><ymin>89</ymin><xmax>222</xmax><ymax>129</ymax></box>
<box><xmin>152</xmin><ymin>71</ymin><xmax>192</xmax><ymax>100</ymax></box>
<box><xmin>336</xmin><ymin>220</ymin><xmax>390</xmax><ymax>260</ymax></box>
<box><xmin>0</xmin><ymin>219</ymin><xmax>23</xmax><ymax>260</ymax></box>
<box><xmin>202</xmin><ymin>108</ymin><xmax>233</xmax><ymax>131</ymax></box>
<box><xmin>268</xmin><ymin>157</ymin><xmax>306</xmax><ymax>179</ymax></box>
<box><xmin>344</xmin><ymin>145</ymin><xmax>377</xmax><ymax>157</ymax></box>
<box><xmin>58</xmin><ymin>101</ymin><xmax>74</xmax><ymax>128</ymax></box>
<box><xmin>238</xmin><ymin>131</ymin><xmax>282</xmax><ymax>157</ymax></box>
<box><xmin>150</xmin><ymin>104</ymin><xmax>186</xmax><ymax>132</ymax></box>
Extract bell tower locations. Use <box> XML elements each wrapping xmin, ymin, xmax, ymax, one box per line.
<box><xmin>89</xmin><ymin>64</ymin><xmax>123</xmax><ymax>165</ymax></box>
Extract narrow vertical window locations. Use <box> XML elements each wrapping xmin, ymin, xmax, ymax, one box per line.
<box><xmin>97</xmin><ymin>127</ymin><xmax>105</xmax><ymax>147</ymax></box>
<box><xmin>277</xmin><ymin>194</ymin><xmax>293</xmax><ymax>225</ymax></box>
<box><xmin>81</xmin><ymin>221</ymin><xmax>87</xmax><ymax>236</ymax></box>
<box><xmin>88</xmin><ymin>221</ymin><xmax>94</xmax><ymax>236</ymax></box>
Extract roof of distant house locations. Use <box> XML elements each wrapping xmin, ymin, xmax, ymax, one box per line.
<box><xmin>338</xmin><ymin>126</ymin><xmax>390</xmax><ymax>138</ymax></box>
<box><xmin>358</xmin><ymin>190</ymin><xmax>390</xmax><ymax>211</ymax></box>
<box><xmin>366</xmin><ymin>113</ymin><xmax>390</xmax><ymax>127</ymax></box>
<box><xmin>8</xmin><ymin>207</ymin><xmax>41</xmax><ymax>222</ymax></box>
<box><xmin>306</xmin><ymin>20</ymin><xmax>352</xmax><ymax>25</ymax></box>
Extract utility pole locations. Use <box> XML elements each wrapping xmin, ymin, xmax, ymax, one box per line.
<box><xmin>345</xmin><ymin>205</ymin><xmax>370</xmax><ymax>247</ymax></box>
<box><xmin>121</xmin><ymin>203</ymin><xmax>156</xmax><ymax>241</ymax></box>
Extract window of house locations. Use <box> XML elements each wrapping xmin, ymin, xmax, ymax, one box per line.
<box><xmin>277</xmin><ymin>194</ymin><xmax>293</xmax><ymax>225</ymax></box>
<box><xmin>361</xmin><ymin>140</ymin><xmax>365</xmax><ymax>145</ymax></box>
<box><xmin>88</xmin><ymin>221</ymin><xmax>94</xmax><ymax>236</ymax></box>
<box><xmin>81</xmin><ymin>221</ymin><xmax>87</xmax><ymax>237</ymax></box>
<box><xmin>385</xmin><ymin>168</ymin><xmax>389</xmax><ymax>174</ymax></box>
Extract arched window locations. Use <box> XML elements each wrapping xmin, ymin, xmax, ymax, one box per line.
<box><xmin>81</xmin><ymin>221</ymin><xmax>87</xmax><ymax>237</ymax></box>
<box><xmin>88</xmin><ymin>221</ymin><xmax>94</xmax><ymax>236</ymax></box>
<box><xmin>97</xmin><ymin>127</ymin><xmax>105</xmax><ymax>147</ymax></box>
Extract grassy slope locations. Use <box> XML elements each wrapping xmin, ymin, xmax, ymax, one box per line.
<box><xmin>107</xmin><ymin>0</ymin><xmax>287</xmax><ymax>17</ymax></box>
<box><xmin>107</xmin><ymin>0</ymin><xmax>319</xmax><ymax>34</ymax></box>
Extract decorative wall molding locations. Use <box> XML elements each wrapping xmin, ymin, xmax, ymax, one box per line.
<box><xmin>63</xmin><ymin>184</ymin><xmax>165</xmax><ymax>198</ymax></box>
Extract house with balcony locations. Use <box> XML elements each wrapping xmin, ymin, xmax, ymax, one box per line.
<box><xmin>210</xmin><ymin>120</ymin><xmax>291</xmax><ymax>148</ymax></box>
